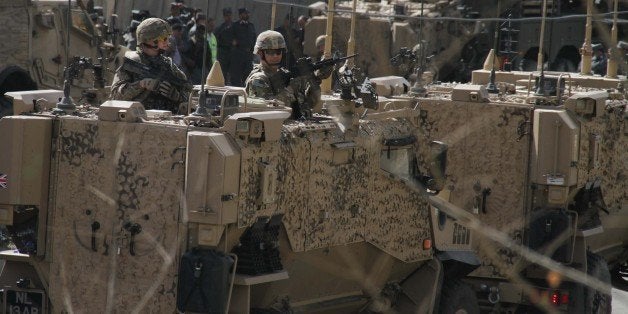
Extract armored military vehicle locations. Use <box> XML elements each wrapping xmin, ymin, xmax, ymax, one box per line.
<box><xmin>0</xmin><ymin>52</ymin><xmax>626</xmax><ymax>313</ymax></box>
<box><xmin>0</xmin><ymin>0</ymin><xmax>122</xmax><ymax>117</ymax></box>
<box><xmin>0</xmin><ymin>2</ymin><xmax>626</xmax><ymax>313</ymax></box>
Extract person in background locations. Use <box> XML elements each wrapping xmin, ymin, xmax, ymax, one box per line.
<box><xmin>274</xmin><ymin>15</ymin><xmax>301</xmax><ymax>71</ymax></box>
<box><xmin>188</xmin><ymin>12</ymin><xmax>207</xmax><ymax>38</ymax></box>
<box><xmin>165</xmin><ymin>22</ymin><xmax>187</xmax><ymax>75</ymax></box>
<box><xmin>591</xmin><ymin>43</ymin><xmax>607</xmax><ymax>76</ymax></box>
<box><xmin>315</xmin><ymin>35</ymin><xmax>326</xmax><ymax>60</ymax></box>
<box><xmin>297</xmin><ymin>15</ymin><xmax>309</xmax><ymax>48</ymax></box>
<box><xmin>618</xmin><ymin>41</ymin><xmax>628</xmax><ymax>75</ymax></box>
<box><xmin>167</xmin><ymin>2</ymin><xmax>184</xmax><ymax>22</ymax></box>
<box><xmin>187</xmin><ymin>14</ymin><xmax>217</xmax><ymax>67</ymax></box>
<box><xmin>183</xmin><ymin>24</ymin><xmax>212</xmax><ymax>84</ymax></box>
<box><xmin>230</xmin><ymin>7</ymin><xmax>256</xmax><ymax>87</ymax></box>
<box><xmin>123</xmin><ymin>20</ymin><xmax>140</xmax><ymax>51</ymax></box>
<box><xmin>215</xmin><ymin>7</ymin><xmax>234</xmax><ymax>84</ymax></box>
<box><xmin>206</xmin><ymin>18</ymin><xmax>218</xmax><ymax>65</ymax></box>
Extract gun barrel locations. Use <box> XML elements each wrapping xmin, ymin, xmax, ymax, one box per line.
<box><xmin>121</xmin><ymin>57</ymin><xmax>189</xmax><ymax>88</ymax></box>
<box><xmin>313</xmin><ymin>53</ymin><xmax>358</xmax><ymax>70</ymax></box>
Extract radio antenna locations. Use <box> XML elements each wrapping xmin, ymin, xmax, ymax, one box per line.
<box><xmin>534</xmin><ymin>0</ymin><xmax>548</xmax><ymax>96</ymax></box>
<box><xmin>54</xmin><ymin>0</ymin><xmax>77</xmax><ymax>114</ymax></box>
<box><xmin>606</xmin><ymin>0</ymin><xmax>619</xmax><ymax>78</ymax></box>
<box><xmin>192</xmin><ymin>0</ymin><xmax>212</xmax><ymax>116</ymax></box>
<box><xmin>320</xmin><ymin>0</ymin><xmax>335</xmax><ymax>94</ymax></box>
<box><xmin>580</xmin><ymin>0</ymin><xmax>594</xmax><ymax>75</ymax></box>
<box><xmin>486</xmin><ymin>0</ymin><xmax>500</xmax><ymax>94</ymax></box>
<box><xmin>409</xmin><ymin>0</ymin><xmax>426</xmax><ymax>97</ymax></box>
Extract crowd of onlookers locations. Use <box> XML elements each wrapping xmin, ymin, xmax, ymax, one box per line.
<box><xmin>122</xmin><ymin>1</ymin><xmax>315</xmax><ymax>87</ymax></box>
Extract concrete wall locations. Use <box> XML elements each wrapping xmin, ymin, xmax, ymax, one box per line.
<box><xmin>0</xmin><ymin>0</ymin><xmax>30</xmax><ymax>70</ymax></box>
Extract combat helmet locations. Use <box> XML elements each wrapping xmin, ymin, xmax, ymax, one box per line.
<box><xmin>315</xmin><ymin>35</ymin><xmax>326</xmax><ymax>48</ymax></box>
<box><xmin>136</xmin><ymin>18</ymin><xmax>172</xmax><ymax>44</ymax></box>
<box><xmin>254</xmin><ymin>30</ymin><xmax>286</xmax><ymax>54</ymax></box>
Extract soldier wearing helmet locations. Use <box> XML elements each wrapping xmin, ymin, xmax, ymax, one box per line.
<box><xmin>245</xmin><ymin>30</ymin><xmax>293</xmax><ymax>102</ymax></box>
<box><xmin>245</xmin><ymin>30</ymin><xmax>333</xmax><ymax>119</ymax></box>
<box><xmin>315</xmin><ymin>35</ymin><xmax>326</xmax><ymax>59</ymax></box>
<box><xmin>111</xmin><ymin>17</ymin><xmax>191</xmax><ymax>113</ymax></box>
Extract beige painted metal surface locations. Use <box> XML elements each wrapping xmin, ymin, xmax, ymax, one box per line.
<box><xmin>0</xmin><ymin>61</ymin><xmax>626</xmax><ymax>313</ymax></box>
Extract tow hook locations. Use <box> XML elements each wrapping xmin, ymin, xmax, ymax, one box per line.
<box><xmin>480</xmin><ymin>284</ymin><xmax>500</xmax><ymax>304</ymax></box>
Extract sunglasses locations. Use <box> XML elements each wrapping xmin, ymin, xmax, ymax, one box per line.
<box><xmin>157</xmin><ymin>35</ymin><xmax>170</xmax><ymax>42</ymax></box>
<box><xmin>264</xmin><ymin>49</ymin><xmax>283</xmax><ymax>56</ymax></box>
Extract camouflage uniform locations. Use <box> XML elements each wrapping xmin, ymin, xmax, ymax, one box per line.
<box><xmin>245</xmin><ymin>63</ymin><xmax>296</xmax><ymax>106</ymax></box>
<box><xmin>110</xmin><ymin>18</ymin><xmax>191</xmax><ymax>113</ymax></box>
<box><xmin>111</xmin><ymin>51</ymin><xmax>190</xmax><ymax>112</ymax></box>
<box><xmin>245</xmin><ymin>30</ymin><xmax>331</xmax><ymax>118</ymax></box>
<box><xmin>245</xmin><ymin>30</ymin><xmax>297</xmax><ymax>111</ymax></box>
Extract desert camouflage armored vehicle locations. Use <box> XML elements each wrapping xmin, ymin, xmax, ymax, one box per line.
<box><xmin>0</xmin><ymin>53</ymin><xmax>626</xmax><ymax>313</ymax></box>
<box><xmin>0</xmin><ymin>61</ymin><xmax>481</xmax><ymax>313</ymax></box>
<box><xmin>0</xmin><ymin>0</ymin><xmax>122</xmax><ymax>117</ymax></box>
<box><xmin>0</xmin><ymin>3</ymin><xmax>627</xmax><ymax>314</ymax></box>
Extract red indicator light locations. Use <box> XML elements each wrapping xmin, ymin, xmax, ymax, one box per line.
<box><xmin>551</xmin><ymin>291</ymin><xmax>561</xmax><ymax>305</ymax></box>
<box><xmin>561</xmin><ymin>293</ymin><xmax>569</xmax><ymax>305</ymax></box>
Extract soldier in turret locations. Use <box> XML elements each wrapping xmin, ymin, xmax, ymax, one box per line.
<box><xmin>111</xmin><ymin>18</ymin><xmax>192</xmax><ymax>113</ymax></box>
<box><xmin>245</xmin><ymin>31</ymin><xmax>294</xmax><ymax>104</ymax></box>
<box><xmin>245</xmin><ymin>30</ymin><xmax>332</xmax><ymax>119</ymax></box>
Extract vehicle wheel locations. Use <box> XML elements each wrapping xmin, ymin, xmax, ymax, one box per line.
<box><xmin>585</xmin><ymin>253</ymin><xmax>612</xmax><ymax>314</ymax></box>
<box><xmin>438</xmin><ymin>279</ymin><xmax>479</xmax><ymax>314</ymax></box>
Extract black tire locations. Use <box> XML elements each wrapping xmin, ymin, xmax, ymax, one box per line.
<box><xmin>438</xmin><ymin>279</ymin><xmax>480</xmax><ymax>314</ymax></box>
<box><xmin>585</xmin><ymin>253</ymin><xmax>612</xmax><ymax>314</ymax></box>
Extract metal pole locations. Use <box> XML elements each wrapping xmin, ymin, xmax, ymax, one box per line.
<box><xmin>192</xmin><ymin>0</ymin><xmax>211</xmax><ymax>116</ymax></box>
<box><xmin>345</xmin><ymin>0</ymin><xmax>357</xmax><ymax>68</ymax></box>
<box><xmin>320</xmin><ymin>0</ymin><xmax>335</xmax><ymax>94</ymax></box>
<box><xmin>66</xmin><ymin>0</ymin><xmax>71</xmax><ymax>66</ymax></box>
<box><xmin>486</xmin><ymin>0</ymin><xmax>500</xmax><ymax>94</ymax></box>
<box><xmin>580</xmin><ymin>0</ymin><xmax>593</xmax><ymax>75</ymax></box>
<box><xmin>606</xmin><ymin>0</ymin><xmax>618</xmax><ymax>78</ymax></box>
<box><xmin>536</xmin><ymin>0</ymin><xmax>547</xmax><ymax>72</ymax></box>
<box><xmin>270</xmin><ymin>0</ymin><xmax>277</xmax><ymax>30</ymax></box>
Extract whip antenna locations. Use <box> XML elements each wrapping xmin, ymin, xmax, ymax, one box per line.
<box><xmin>192</xmin><ymin>0</ymin><xmax>212</xmax><ymax>116</ymax></box>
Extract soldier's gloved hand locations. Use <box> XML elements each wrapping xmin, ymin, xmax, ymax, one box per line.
<box><xmin>156</xmin><ymin>81</ymin><xmax>181</xmax><ymax>101</ymax></box>
<box><xmin>315</xmin><ymin>64</ymin><xmax>334</xmax><ymax>80</ymax></box>
<box><xmin>139</xmin><ymin>78</ymin><xmax>160</xmax><ymax>91</ymax></box>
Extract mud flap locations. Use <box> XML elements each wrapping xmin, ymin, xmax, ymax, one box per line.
<box><xmin>394</xmin><ymin>258</ymin><xmax>443</xmax><ymax>314</ymax></box>
<box><xmin>176</xmin><ymin>248</ymin><xmax>234</xmax><ymax>313</ymax></box>
<box><xmin>528</xmin><ymin>210</ymin><xmax>574</xmax><ymax>263</ymax></box>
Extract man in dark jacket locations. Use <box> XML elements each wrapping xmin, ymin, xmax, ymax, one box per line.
<box><xmin>183</xmin><ymin>24</ymin><xmax>212</xmax><ymax>84</ymax></box>
<box><xmin>229</xmin><ymin>8</ymin><xmax>256</xmax><ymax>87</ymax></box>
<box><xmin>215</xmin><ymin>7</ymin><xmax>234</xmax><ymax>84</ymax></box>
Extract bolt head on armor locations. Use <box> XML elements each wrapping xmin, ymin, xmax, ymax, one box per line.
<box><xmin>254</xmin><ymin>30</ymin><xmax>286</xmax><ymax>54</ymax></box>
<box><xmin>136</xmin><ymin>18</ymin><xmax>172</xmax><ymax>44</ymax></box>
